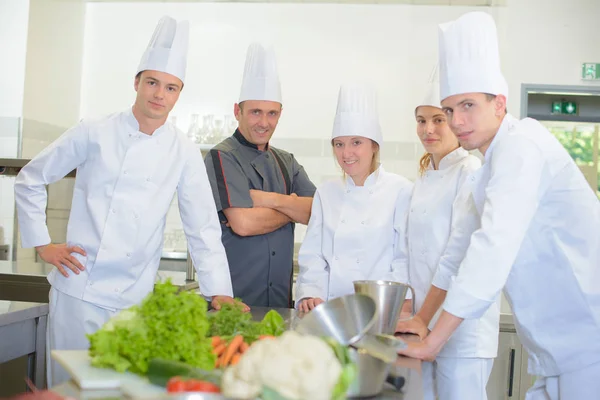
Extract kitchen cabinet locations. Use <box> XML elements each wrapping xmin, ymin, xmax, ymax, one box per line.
<box><xmin>487</xmin><ymin>316</ymin><xmax>535</xmax><ymax>400</ymax></box>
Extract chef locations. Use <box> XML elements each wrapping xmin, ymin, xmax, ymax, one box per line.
<box><xmin>398</xmin><ymin>66</ymin><xmax>498</xmax><ymax>400</ymax></box>
<box><xmin>397</xmin><ymin>12</ymin><xmax>600</xmax><ymax>400</ymax></box>
<box><xmin>295</xmin><ymin>84</ymin><xmax>413</xmax><ymax>311</ymax></box>
<box><xmin>14</xmin><ymin>16</ymin><xmax>240</xmax><ymax>386</ymax></box>
<box><xmin>204</xmin><ymin>43</ymin><xmax>316</xmax><ymax>308</ymax></box>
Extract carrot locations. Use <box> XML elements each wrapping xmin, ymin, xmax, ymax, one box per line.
<box><xmin>259</xmin><ymin>335</ymin><xmax>276</xmax><ymax>340</ymax></box>
<box><xmin>215</xmin><ymin>354</ymin><xmax>223</xmax><ymax>368</ymax></box>
<box><xmin>221</xmin><ymin>335</ymin><xmax>244</xmax><ymax>367</ymax></box>
<box><xmin>239</xmin><ymin>342</ymin><xmax>250</xmax><ymax>353</ymax></box>
<box><xmin>230</xmin><ymin>353</ymin><xmax>242</xmax><ymax>366</ymax></box>
<box><xmin>211</xmin><ymin>336</ymin><xmax>223</xmax><ymax>347</ymax></box>
<box><xmin>212</xmin><ymin>343</ymin><xmax>227</xmax><ymax>356</ymax></box>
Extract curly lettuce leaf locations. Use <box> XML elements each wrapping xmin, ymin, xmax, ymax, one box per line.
<box><xmin>88</xmin><ymin>280</ymin><xmax>214</xmax><ymax>374</ymax></box>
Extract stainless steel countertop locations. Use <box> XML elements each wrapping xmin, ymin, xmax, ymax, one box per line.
<box><xmin>0</xmin><ymin>300</ymin><xmax>48</xmax><ymax>326</ymax></box>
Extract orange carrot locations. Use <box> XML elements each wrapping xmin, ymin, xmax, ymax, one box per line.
<box><xmin>215</xmin><ymin>354</ymin><xmax>223</xmax><ymax>368</ymax></box>
<box><xmin>221</xmin><ymin>335</ymin><xmax>244</xmax><ymax>367</ymax></box>
<box><xmin>211</xmin><ymin>336</ymin><xmax>223</xmax><ymax>347</ymax></box>
<box><xmin>239</xmin><ymin>342</ymin><xmax>250</xmax><ymax>353</ymax></box>
<box><xmin>212</xmin><ymin>343</ymin><xmax>227</xmax><ymax>356</ymax></box>
<box><xmin>259</xmin><ymin>335</ymin><xmax>276</xmax><ymax>340</ymax></box>
<box><xmin>230</xmin><ymin>353</ymin><xmax>242</xmax><ymax>366</ymax></box>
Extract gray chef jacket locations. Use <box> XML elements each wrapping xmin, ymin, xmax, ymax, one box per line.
<box><xmin>204</xmin><ymin>129</ymin><xmax>316</xmax><ymax>307</ymax></box>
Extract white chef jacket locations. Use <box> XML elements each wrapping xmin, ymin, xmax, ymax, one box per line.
<box><xmin>409</xmin><ymin>148</ymin><xmax>499</xmax><ymax>358</ymax></box>
<box><xmin>434</xmin><ymin>114</ymin><xmax>600</xmax><ymax>376</ymax></box>
<box><xmin>15</xmin><ymin>108</ymin><xmax>233</xmax><ymax>310</ymax></box>
<box><xmin>295</xmin><ymin>166</ymin><xmax>413</xmax><ymax>303</ymax></box>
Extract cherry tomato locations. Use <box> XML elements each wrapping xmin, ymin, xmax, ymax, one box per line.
<box><xmin>184</xmin><ymin>379</ymin><xmax>221</xmax><ymax>393</ymax></box>
<box><xmin>166</xmin><ymin>377</ymin><xmax>186</xmax><ymax>393</ymax></box>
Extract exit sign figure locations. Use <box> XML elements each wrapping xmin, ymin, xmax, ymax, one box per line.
<box><xmin>582</xmin><ymin>63</ymin><xmax>600</xmax><ymax>80</ymax></box>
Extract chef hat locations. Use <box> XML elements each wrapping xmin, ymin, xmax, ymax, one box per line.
<box><xmin>438</xmin><ymin>12</ymin><xmax>508</xmax><ymax>102</ymax></box>
<box><xmin>416</xmin><ymin>64</ymin><xmax>441</xmax><ymax>113</ymax></box>
<box><xmin>238</xmin><ymin>43</ymin><xmax>282</xmax><ymax>104</ymax></box>
<box><xmin>332</xmin><ymin>84</ymin><xmax>383</xmax><ymax>146</ymax></box>
<box><xmin>136</xmin><ymin>16</ymin><xmax>189</xmax><ymax>83</ymax></box>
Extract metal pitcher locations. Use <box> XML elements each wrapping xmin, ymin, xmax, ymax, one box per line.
<box><xmin>353</xmin><ymin>280</ymin><xmax>416</xmax><ymax>335</ymax></box>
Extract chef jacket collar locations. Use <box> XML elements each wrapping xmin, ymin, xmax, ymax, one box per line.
<box><xmin>233</xmin><ymin>128</ymin><xmax>269</xmax><ymax>151</ymax></box>
<box><xmin>429</xmin><ymin>147</ymin><xmax>470</xmax><ymax>171</ymax></box>
<box><xmin>125</xmin><ymin>106</ymin><xmax>170</xmax><ymax>138</ymax></box>
<box><xmin>483</xmin><ymin>113</ymin><xmax>515</xmax><ymax>164</ymax></box>
<box><xmin>345</xmin><ymin>164</ymin><xmax>383</xmax><ymax>188</ymax></box>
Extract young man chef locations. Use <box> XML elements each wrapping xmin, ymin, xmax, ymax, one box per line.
<box><xmin>396</xmin><ymin>12</ymin><xmax>600</xmax><ymax>400</ymax></box>
<box><xmin>204</xmin><ymin>43</ymin><xmax>316</xmax><ymax>308</ymax></box>
<box><xmin>14</xmin><ymin>16</ymin><xmax>242</xmax><ymax>386</ymax></box>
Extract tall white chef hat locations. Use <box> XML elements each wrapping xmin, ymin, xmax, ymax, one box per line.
<box><xmin>136</xmin><ymin>16</ymin><xmax>189</xmax><ymax>83</ymax></box>
<box><xmin>238</xmin><ymin>43</ymin><xmax>282</xmax><ymax>104</ymax></box>
<box><xmin>438</xmin><ymin>12</ymin><xmax>508</xmax><ymax>102</ymax></box>
<box><xmin>416</xmin><ymin>64</ymin><xmax>441</xmax><ymax>113</ymax></box>
<box><xmin>332</xmin><ymin>84</ymin><xmax>383</xmax><ymax>146</ymax></box>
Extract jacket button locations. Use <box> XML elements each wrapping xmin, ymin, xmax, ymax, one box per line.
<box><xmin>361</xmin><ymin>221</ymin><xmax>365</xmax><ymax>225</ymax></box>
<box><xmin>341</xmin><ymin>219</ymin><xmax>346</xmax><ymax>224</ymax></box>
<box><xmin>112</xmin><ymin>209</ymin><xmax>116</xmax><ymax>213</ymax></box>
<box><xmin>123</xmin><ymin>170</ymin><xmax>128</xmax><ymax>175</ymax></box>
<box><xmin>127</xmin><ymin>252</ymin><xmax>131</xmax><ymax>257</ymax></box>
<box><xmin>346</xmin><ymin>190</ymin><xmax>350</xmax><ymax>194</ymax></box>
<box><xmin>114</xmin><ymin>288</ymin><xmax>120</xmax><ymax>293</ymax></box>
<box><xmin>271</xmin><ymin>251</ymin><xmax>276</xmax><ymax>256</ymax></box>
<box><xmin>335</xmin><ymin>256</ymin><xmax>339</xmax><ymax>260</ymax></box>
<box><xmin>356</xmin><ymin>259</ymin><xmax>360</xmax><ymax>264</ymax></box>
<box><xmin>269</xmin><ymin>282</ymin><xmax>273</xmax><ymax>287</ymax></box>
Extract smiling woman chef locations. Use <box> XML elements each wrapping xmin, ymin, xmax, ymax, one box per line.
<box><xmin>397</xmin><ymin>12</ymin><xmax>600</xmax><ymax>400</ymax></box>
<box><xmin>295</xmin><ymin>84</ymin><xmax>413</xmax><ymax>312</ymax></box>
<box><xmin>14</xmin><ymin>16</ymin><xmax>243</xmax><ymax>386</ymax></box>
<box><xmin>399</xmin><ymin>66</ymin><xmax>499</xmax><ymax>400</ymax></box>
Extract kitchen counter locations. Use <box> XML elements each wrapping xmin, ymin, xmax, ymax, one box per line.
<box><xmin>0</xmin><ymin>260</ymin><xmax>198</xmax><ymax>303</ymax></box>
<box><xmin>50</xmin><ymin>307</ymin><xmax>422</xmax><ymax>399</ymax></box>
<box><xmin>0</xmin><ymin>300</ymin><xmax>49</xmax><ymax>390</ymax></box>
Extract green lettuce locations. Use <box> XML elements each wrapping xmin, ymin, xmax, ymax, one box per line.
<box><xmin>207</xmin><ymin>304</ymin><xmax>285</xmax><ymax>343</ymax></box>
<box><xmin>87</xmin><ymin>280</ymin><xmax>214</xmax><ymax>374</ymax></box>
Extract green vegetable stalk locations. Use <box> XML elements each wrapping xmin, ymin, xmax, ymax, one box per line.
<box><xmin>87</xmin><ymin>280</ymin><xmax>214</xmax><ymax>374</ymax></box>
<box><xmin>208</xmin><ymin>304</ymin><xmax>285</xmax><ymax>342</ymax></box>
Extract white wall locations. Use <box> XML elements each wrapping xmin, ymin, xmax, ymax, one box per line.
<box><xmin>0</xmin><ymin>0</ymin><xmax>29</xmax><ymax>119</ymax></box>
<box><xmin>79</xmin><ymin>0</ymin><xmax>600</xmax><ymax>251</ymax></box>
<box><xmin>0</xmin><ymin>0</ymin><xmax>29</xmax><ymax>259</ymax></box>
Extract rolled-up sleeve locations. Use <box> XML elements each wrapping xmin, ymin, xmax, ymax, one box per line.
<box><xmin>15</xmin><ymin>122</ymin><xmax>89</xmax><ymax>248</ymax></box>
<box><xmin>179</xmin><ymin>150</ymin><xmax>233</xmax><ymax>297</ymax></box>
<box><xmin>443</xmin><ymin>135</ymin><xmax>545</xmax><ymax>319</ymax></box>
<box><xmin>204</xmin><ymin>149</ymin><xmax>253</xmax><ymax>211</ymax></box>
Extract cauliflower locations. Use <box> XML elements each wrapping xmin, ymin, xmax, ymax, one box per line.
<box><xmin>222</xmin><ymin>331</ymin><xmax>342</xmax><ymax>400</ymax></box>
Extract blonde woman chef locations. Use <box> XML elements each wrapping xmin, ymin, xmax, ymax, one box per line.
<box><xmin>399</xmin><ymin>68</ymin><xmax>499</xmax><ymax>400</ymax></box>
<box><xmin>295</xmin><ymin>85</ymin><xmax>413</xmax><ymax>312</ymax></box>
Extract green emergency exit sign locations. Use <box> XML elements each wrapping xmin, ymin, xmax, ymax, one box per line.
<box><xmin>582</xmin><ymin>63</ymin><xmax>600</xmax><ymax>80</ymax></box>
<box><xmin>551</xmin><ymin>101</ymin><xmax>578</xmax><ymax>115</ymax></box>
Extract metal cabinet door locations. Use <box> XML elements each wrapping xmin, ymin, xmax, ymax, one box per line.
<box><xmin>487</xmin><ymin>330</ymin><xmax>525</xmax><ymax>400</ymax></box>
